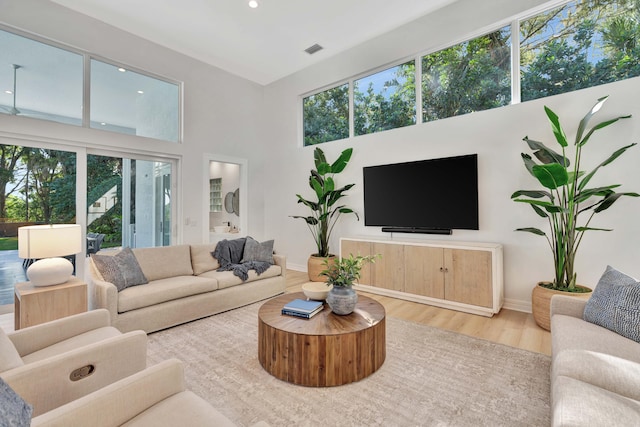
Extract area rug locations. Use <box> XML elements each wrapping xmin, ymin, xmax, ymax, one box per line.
<box><xmin>147</xmin><ymin>302</ymin><xmax>550</xmax><ymax>426</ymax></box>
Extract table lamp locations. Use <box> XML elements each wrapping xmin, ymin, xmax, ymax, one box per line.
<box><xmin>18</xmin><ymin>224</ymin><xmax>82</xmax><ymax>287</ymax></box>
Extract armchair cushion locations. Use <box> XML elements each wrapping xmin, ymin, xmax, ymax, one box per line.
<box><xmin>0</xmin><ymin>330</ymin><xmax>23</xmax><ymax>372</ymax></box>
<box><xmin>583</xmin><ymin>265</ymin><xmax>640</xmax><ymax>343</ymax></box>
<box><xmin>0</xmin><ymin>377</ymin><xmax>32</xmax><ymax>426</ymax></box>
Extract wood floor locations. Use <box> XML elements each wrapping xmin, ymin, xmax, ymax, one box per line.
<box><xmin>0</xmin><ymin>269</ymin><xmax>551</xmax><ymax>356</ymax></box>
<box><xmin>285</xmin><ymin>270</ymin><xmax>551</xmax><ymax>356</ymax></box>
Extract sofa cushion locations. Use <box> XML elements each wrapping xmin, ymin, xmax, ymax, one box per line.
<box><xmin>583</xmin><ymin>265</ymin><xmax>640</xmax><ymax>343</ymax></box>
<box><xmin>199</xmin><ymin>265</ymin><xmax>282</xmax><ymax>290</ymax></box>
<box><xmin>552</xmin><ymin>375</ymin><xmax>640</xmax><ymax>426</ymax></box>
<box><xmin>552</xmin><ymin>314</ymin><xmax>640</xmax><ymax>364</ymax></box>
<box><xmin>0</xmin><ymin>329</ymin><xmax>23</xmax><ymax>372</ymax></box>
<box><xmin>133</xmin><ymin>245</ymin><xmax>194</xmax><ymax>281</ymax></box>
<box><xmin>20</xmin><ymin>326</ymin><xmax>122</xmax><ymax>365</ymax></box>
<box><xmin>554</xmin><ymin>349</ymin><xmax>640</xmax><ymax>401</ymax></box>
<box><xmin>91</xmin><ymin>247</ymin><xmax>148</xmax><ymax>291</ymax></box>
<box><xmin>241</xmin><ymin>237</ymin><xmax>274</xmax><ymax>264</ymax></box>
<box><xmin>118</xmin><ymin>276</ymin><xmax>218</xmax><ymax>313</ymax></box>
<box><xmin>0</xmin><ymin>377</ymin><xmax>32</xmax><ymax>427</ymax></box>
<box><xmin>190</xmin><ymin>244</ymin><xmax>221</xmax><ymax>275</ymax></box>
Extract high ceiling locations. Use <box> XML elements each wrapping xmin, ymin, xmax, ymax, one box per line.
<box><xmin>50</xmin><ymin>0</ymin><xmax>457</xmax><ymax>85</ymax></box>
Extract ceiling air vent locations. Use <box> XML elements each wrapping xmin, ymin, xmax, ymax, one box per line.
<box><xmin>304</xmin><ymin>44</ymin><xmax>323</xmax><ymax>55</ymax></box>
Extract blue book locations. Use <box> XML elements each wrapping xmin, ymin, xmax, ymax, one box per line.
<box><xmin>281</xmin><ymin>306</ymin><xmax>323</xmax><ymax>319</ymax></box>
<box><xmin>283</xmin><ymin>298</ymin><xmax>323</xmax><ymax>314</ymax></box>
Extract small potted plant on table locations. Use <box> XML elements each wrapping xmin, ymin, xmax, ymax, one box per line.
<box><xmin>320</xmin><ymin>253</ymin><xmax>380</xmax><ymax>315</ymax></box>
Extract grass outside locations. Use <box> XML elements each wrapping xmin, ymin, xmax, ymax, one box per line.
<box><xmin>0</xmin><ymin>237</ymin><xmax>18</xmax><ymax>250</ymax></box>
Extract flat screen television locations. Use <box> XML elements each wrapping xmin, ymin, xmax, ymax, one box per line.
<box><xmin>363</xmin><ymin>154</ymin><xmax>479</xmax><ymax>234</ymax></box>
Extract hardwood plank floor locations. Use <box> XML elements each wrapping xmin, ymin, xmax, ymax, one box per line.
<box><xmin>286</xmin><ymin>269</ymin><xmax>551</xmax><ymax>356</ymax></box>
<box><xmin>1</xmin><ymin>269</ymin><xmax>551</xmax><ymax>356</ymax></box>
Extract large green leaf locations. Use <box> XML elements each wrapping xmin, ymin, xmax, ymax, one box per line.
<box><xmin>310</xmin><ymin>176</ymin><xmax>324</xmax><ymax>199</ymax></box>
<box><xmin>513</xmin><ymin>198</ymin><xmax>564</xmax><ymax>213</ymax></box>
<box><xmin>575</xmin><ymin>186</ymin><xmax>618</xmax><ymax>203</ymax></box>
<box><xmin>544</xmin><ymin>106</ymin><xmax>568</xmax><ymax>147</ymax></box>
<box><xmin>578</xmin><ymin>143</ymin><xmax>636</xmax><ymax>191</ymax></box>
<box><xmin>532</xmin><ymin>163</ymin><xmax>568</xmax><ymax>189</ymax></box>
<box><xmin>324</xmin><ymin>176</ymin><xmax>335</xmax><ymax>193</ymax></box>
<box><xmin>295</xmin><ymin>195</ymin><xmax>319</xmax><ymax>211</ymax></box>
<box><xmin>330</xmin><ymin>148</ymin><xmax>353</xmax><ymax>174</ymax></box>
<box><xmin>521</xmin><ymin>153</ymin><xmax>537</xmax><ymax>176</ymax></box>
<box><xmin>511</xmin><ymin>189</ymin><xmax>552</xmax><ymax>199</ymax></box>
<box><xmin>578</xmin><ymin>115</ymin><xmax>632</xmax><ymax>147</ymax></box>
<box><xmin>575</xmin><ymin>226</ymin><xmax>612</xmax><ymax>232</ymax></box>
<box><xmin>515</xmin><ymin>227</ymin><xmax>547</xmax><ymax>236</ymax></box>
<box><xmin>290</xmin><ymin>215</ymin><xmax>318</xmax><ymax>225</ymax></box>
<box><xmin>313</xmin><ymin>147</ymin><xmax>327</xmax><ymax>169</ymax></box>
<box><xmin>531</xmin><ymin>204</ymin><xmax>549</xmax><ymax>218</ymax></box>
<box><xmin>523</xmin><ymin>137</ymin><xmax>569</xmax><ymax>165</ymax></box>
<box><xmin>575</xmin><ymin>96</ymin><xmax>607</xmax><ymax>145</ymax></box>
<box><xmin>594</xmin><ymin>192</ymin><xmax>640</xmax><ymax>213</ymax></box>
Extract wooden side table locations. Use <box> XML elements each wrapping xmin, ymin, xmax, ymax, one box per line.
<box><xmin>14</xmin><ymin>277</ymin><xmax>87</xmax><ymax>330</ymax></box>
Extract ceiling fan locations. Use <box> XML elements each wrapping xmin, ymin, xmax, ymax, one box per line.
<box><xmin>1</xmin><ymin>64</ymin><xmax>22</xmax><ymax>115</ymax></box>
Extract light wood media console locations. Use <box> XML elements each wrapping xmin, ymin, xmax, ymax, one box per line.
<box><xmin>340</xmin><ymin>237</ymin><xmax>503</xmax><ymax>317</ymax></box>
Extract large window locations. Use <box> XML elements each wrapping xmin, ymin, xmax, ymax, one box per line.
<box><xmin>422</xmin><ymin>26</ymin><xmax>511</xmax><ymax>122</ymax></box>
<box><xmin>90</xmin><ymin>60</ymin><xmax>180</xmax><ymax>142</ymax></box>
<box><xmin>521</xmin><ymin>0</ymin><xmax>640</xmax><ymax>101</ymax></box>
<box><xmin>1</xmin><ymin>28</ymin><xmax>181</xmax><ymax>143</ymax></box>
<box><xmin>301</xmin><ymin>0</ymin><xmax>639</xmax><ymax>145</ymax></box>
<box><xmin>354</xmin><ymin>60</ymin><xmax>416</xmax><ymax>136</ymax></box>
<box><xmin>303</xmin><ymin>84</ymin><xmax>349</xmax><ymax>146</ymax></box>
<box><xmin>0</xmin><ymin>29</ymin><xmax>83</xmax><ymax>125</ymax></box>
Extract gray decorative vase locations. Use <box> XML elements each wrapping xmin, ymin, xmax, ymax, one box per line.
<box><xmin>326</xmin><ymin>285</ymin><xmax>358</xmax><ymax>315</ymax></box>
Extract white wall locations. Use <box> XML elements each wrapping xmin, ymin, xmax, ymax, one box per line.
<box><xmin>0</xmin><ymin>0</ymin><xmax>267</xmax><ymax>244</ymax></box>
<box><xmin>263</xmin><ymin>0</ymin><xmax>640</xmax><ymax>311</ymax></box>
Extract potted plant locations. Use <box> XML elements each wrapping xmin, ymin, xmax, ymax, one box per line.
<box><xmin>512</xmin><ymin>95</ymin><xmax>638</xmax><ymax>330</ymax></box>
<box><xmin>320</xmin><ymin>253</ymin><xmax>380</xmax><ymax>315</ymax></box>
<box><xmin>291</xmin><ymin>147</ymin><xmax>359</xmax><ymax>281</ymax></box>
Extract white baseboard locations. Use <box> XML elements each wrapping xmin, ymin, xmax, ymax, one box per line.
<box><xmin>287</xmin><ymin>263</ymin><xmax>307</xmax><ymax>272</ymax></box>
<box><xmin>503</xmin><ymin>298</ymin><xmax>532</xmax><ymax>313</ymax></box>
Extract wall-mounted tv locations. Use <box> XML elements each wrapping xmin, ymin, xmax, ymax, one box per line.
<box><xmin>363</xmin><ymin>154</ymin><xmax>479</xmax><ymax>234</ymax></box>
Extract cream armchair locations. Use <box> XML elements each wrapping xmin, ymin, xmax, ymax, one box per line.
<box><xmin>31</xmin><ymin>359</ymin><xmax>270</xmax><ymax>427</ymax></box>
<box><xmin>0</xmin><ymin>309</ymin><xmax>147</xmax><ymax>417</ymax></box>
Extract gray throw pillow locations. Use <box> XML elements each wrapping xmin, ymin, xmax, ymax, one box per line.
<box><xmin>92</xmin><ymin>247</ymin><xmax>148</xmax><ymax>292</ymax></box>
<box><xmin>241</xmin><ymin>236</ymin><xmax>274</xmax><ymax>264</ymax></box>
<box><xmin>583</xmin><ymin>265</ymin><xmax>640</xmax><ymax>343</ymax></box>
<box><xmin>0</xmin><ymin>377</ymin><xmax>32</xmax><ymax>427</ymax></box>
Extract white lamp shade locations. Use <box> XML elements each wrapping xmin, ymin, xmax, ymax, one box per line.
<box><xmin>18</xmin><ymin>224</ymin><xmax>82</xmax><ymax>259</ymax></box>
<box><xmin>18</xmin><ymin>224</ymin><xmax>82</xmax><ymax>287</ymax></box>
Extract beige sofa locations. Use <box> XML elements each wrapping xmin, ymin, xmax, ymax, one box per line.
<box><xmin>550</xmin><ymin>295</ymin><xmax>640</xmax><ymax>426</ymax></box>
<box><xmin>90</xmin><ymin>244</ymin><xmax>286</xmax><ymax>333</ymax></box>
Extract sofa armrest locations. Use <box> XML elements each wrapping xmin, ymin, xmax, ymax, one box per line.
<box><xmin>2</xmin><ymin>331</ymin><xmax>147</xmax><ymax>417</ymax></box>
<box><xmin>273</xmin><ymin>254</ymin><xmax>287</xmax><ymax>279</ymax></box>
<box><xmin>550</xmin><ymin>295</ymin><xmax>587</xmax><ymax>319</ymax></box>
<box><xmin>31</xmin><ymin>359</ymin><xmax>184</xmax><ymax>427</ymax></box>
<box><xmin>9</xmin><ymin>309</ymin><xmax>111</xmax><ymax>357</ymax></box>
<box><xmin>91</xmin><ymin>278</ymin><xmax>119</xmax><ymax>322</ymax></box>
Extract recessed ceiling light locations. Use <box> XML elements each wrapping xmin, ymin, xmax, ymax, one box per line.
<box><xmin>118</xmin><ymin>68</ymin><xmax>126</xmax><ymax>72</ymax></box>
<box><xmin>100</xmin><ymin>122</ymin><xmax>106</xmax><ymax>126</ymax></box>
<box><xmin>137</xmin><ymin>90</ymin><xmax>144</xmax><ymax>94</ymax></box>
<box><xmin>4</xmin><ymin>90</ymin><xmax>12</xmax><ymax>94</ymax></box>
<box><xmin>248</xmin><ymin>0</ymin><xmax>259</xmax><ymax>8</ymax></box>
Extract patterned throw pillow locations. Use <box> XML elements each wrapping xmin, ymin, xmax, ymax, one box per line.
<box><xmin>241</xmin><ymin>236</ymin><xmax>274</xmax><ymax>264</ymax></box>
<box><xmin>92</xmin><ymin>247</ymin><xmax>148</xmax><ymax>292</ymax></box>
<box><xmin>583</xmin><ymin>265</ymin><xmax>640</xmax><ymax>343</ymax></box>
<box><xmin>0</xmin><ymin>377</ymin><xmax>32</xmax><ymax>427</ymax></box>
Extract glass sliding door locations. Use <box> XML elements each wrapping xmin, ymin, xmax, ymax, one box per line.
<box><xmin>87</xmin><ymin>154</ymin><xmax>172</xmax><ymax>250</ymax></box>
<box><xmin>0</xmin><ymin>144</ymin><xmax>76</xmax><ymax>308</ymax></box>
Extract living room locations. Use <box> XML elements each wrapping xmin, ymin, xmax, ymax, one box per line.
<box><xmin>1</xmin><ymin>0</ymin><xmax>639</xmax><ymax>425</ymax></box>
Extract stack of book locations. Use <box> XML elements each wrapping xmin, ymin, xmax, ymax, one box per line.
<box><xmin>281</xmin><ymin>298</ymin><xmax>324</xmax><ymax>319</ymax></box>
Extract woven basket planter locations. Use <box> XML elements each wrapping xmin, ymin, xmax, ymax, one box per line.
<box><xmin>307</xmin><ymin>255</ymin><xmax>335</xmax><ymax>282</ymax></box>
<box><xmin>531</xmin><ymin>283</ymin><xmax>592</xmax><ymax>331</ymax></box>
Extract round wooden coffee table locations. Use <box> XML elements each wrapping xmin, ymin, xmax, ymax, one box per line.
<box><xmin>258</xmin><ymin>292</ymin><xmax>385</xmax><ymax>387</ymax></box>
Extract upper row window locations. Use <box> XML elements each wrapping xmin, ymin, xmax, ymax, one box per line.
<box><xmin>0</xmin><ymin>29</ymin><xmax>180</xmax><ymax>143</ymax></box>
<box><xmin>303</xmin><ymin>0</ymin><xmax>640</xmax><ymax>146</ymax></box>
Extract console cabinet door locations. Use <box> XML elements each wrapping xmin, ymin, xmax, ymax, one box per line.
<box><xmin>341</xmin><ymin>239</ymin><xmax>373</xmax><ymax>285</ymax></box>
<box><xmin>444</xmin><ymin>249</ymin><xmax>492</xmax><ymax>308</ymax></box>
<box><xmin>371</xmin><ymin>242</ymin><xmax>404</xmax><ymax>291</ymax></box>
<box><xmin>404</xmin><ymin>246</ymin><xmax>445</xmax><ymax>299</ymax></box>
